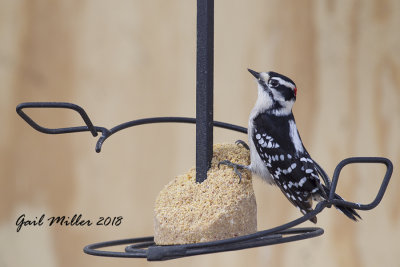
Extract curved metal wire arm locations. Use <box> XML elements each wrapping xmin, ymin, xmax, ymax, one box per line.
<box><xmin>16</xmin><ymin>102</ymin><xmax>247</xmax><ymax>152</ymax></box>
<box><xmin>16</xmin><ymin>102</ymin><xmax>99</xmax><ymax>136</ymax></box>
<box><xmin>16</xmin><ymin>101</ymin><xmax>393</xmax><ymax>260</ymax></box>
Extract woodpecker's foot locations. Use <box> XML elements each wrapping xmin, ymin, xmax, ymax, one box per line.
<box><xmin>218</xmin><ymin>160</ymin><xmax>249</xmax><ymax>183</ymax></box>
<box><xmin>235</xmin><ymin>140</ymin><xmax>250</xmax><ymax>150</ymax></box>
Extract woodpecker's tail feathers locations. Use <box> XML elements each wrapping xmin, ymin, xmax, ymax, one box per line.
<box><xmin>322</xmin><ymin>185</ymin><xmax>362</xmax><ymax>221</ymax></box>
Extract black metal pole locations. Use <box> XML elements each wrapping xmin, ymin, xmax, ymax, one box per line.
<box><xmin>196</xmin><ymin>0</ymin><xmax>214</xmax><ymax>183</ymax></box>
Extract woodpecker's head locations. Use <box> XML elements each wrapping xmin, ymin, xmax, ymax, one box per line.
<box><xmin>248</xmin><ymin>69</ymin><xmax>297</xmax><ymax>116</ymax></box>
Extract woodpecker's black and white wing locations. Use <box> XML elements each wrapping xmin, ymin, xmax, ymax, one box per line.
<box><xmin>252</xmin><ymin>113</ymin><xmax>323</xmax><ymax>222</ymax></box>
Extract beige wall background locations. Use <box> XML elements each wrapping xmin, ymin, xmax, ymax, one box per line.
<box><xmin>1</xmin><ymin>0</ymin><xmax>399</xmax><ymax>267</ymax></box>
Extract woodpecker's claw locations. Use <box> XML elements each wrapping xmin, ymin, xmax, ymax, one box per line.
<box><xmin>235</xmin><ymin>140</ymin><xmax>250</xmax><ymax>150</ymax></box>
<box><xmin>218</xmin><ymin>160</ymin><xmax>248</xmax><ymax>183</ymax></box>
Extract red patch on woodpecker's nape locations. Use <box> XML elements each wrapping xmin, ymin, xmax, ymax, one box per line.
<box><xmin>294</xmin><ymin>87</ymin><xmax>297</xmax><ymax>97</ymax></box>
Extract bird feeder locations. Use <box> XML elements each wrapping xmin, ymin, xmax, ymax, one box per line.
<box><xmin>16</xmin><ymin>0</ymin><xmax>393</xmax><ymax>262</ymax></box>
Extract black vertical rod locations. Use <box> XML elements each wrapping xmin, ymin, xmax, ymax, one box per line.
<box><xmin>196</xmin><ymin>0</ymin><xmax>214</xmax><ymax>183</ymax></box>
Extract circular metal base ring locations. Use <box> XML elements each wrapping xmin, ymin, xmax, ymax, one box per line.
<box><xmin>84</xmin><ymin>227</ymin><xmax>324</xmax><ymax>261</ymax></box>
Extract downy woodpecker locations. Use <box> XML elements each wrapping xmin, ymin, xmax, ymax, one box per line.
<box><xmin>220</xmin><ymin>69</ymin><xmax>360</xmax><ymax>223</ymax></box>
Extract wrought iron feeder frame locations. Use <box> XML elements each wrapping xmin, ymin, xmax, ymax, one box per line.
<box><xmin>16</xmin><ymin>102</ymin><xmax>393</xmax><ymax>261</ymax></box>
<box><xmin>16</xmin><ymin>0</ymin><xmax>393</xmax><ymax>262</ymax></box>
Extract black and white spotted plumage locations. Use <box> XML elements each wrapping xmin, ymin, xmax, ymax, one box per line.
<box><xmin>251</xmin><ymin>112</ymin><xmax>323</xmax><ymax>222</ymax></box>
<box><xmin>243</xmin><ymin>69</ymin><xmax>361</xmax><ymax>223</ymax></box>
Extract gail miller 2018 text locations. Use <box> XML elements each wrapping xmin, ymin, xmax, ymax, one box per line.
<box><xmin>15</xmin><ymin>214</ymin><xmax>123</xmax><ymax>232</ymax></box>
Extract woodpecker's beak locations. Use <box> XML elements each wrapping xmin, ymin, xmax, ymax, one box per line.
<box><xmin>248</xmin><ymin>69</ymin><xmax>260</xmax><ymax>80</ymax></box>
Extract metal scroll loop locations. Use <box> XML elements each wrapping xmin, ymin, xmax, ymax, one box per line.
<box><xmin>16</xmin><ymin>102</ymin><xmax>246</xmax><ymax>153</ymax></box>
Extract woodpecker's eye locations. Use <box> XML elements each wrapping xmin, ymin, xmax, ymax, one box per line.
<box><xmin>269</xmin><ymin>79</ymin><xmax>279</xmax><ymax>87</ymax></box>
